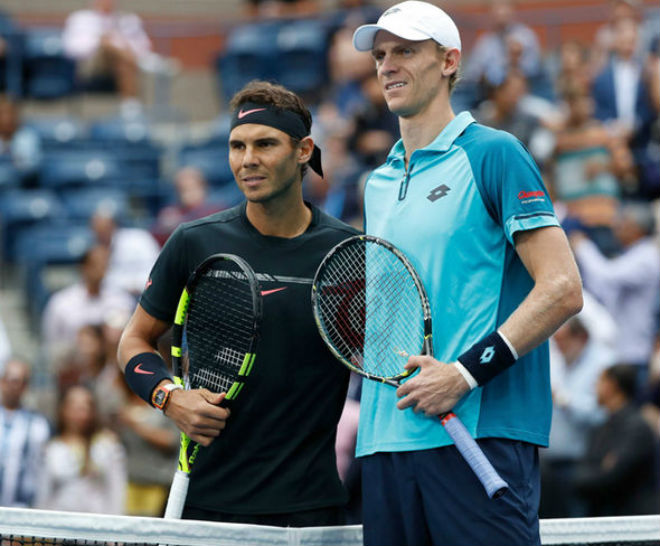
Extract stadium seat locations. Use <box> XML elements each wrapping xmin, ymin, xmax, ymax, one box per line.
<box><xmin>39</xmin><ymin>150</ymin><xmax>123</xmax><ymax>188</ymax></box>
<box><xmin>0</xmin><ymin>188</ymin><xmax>65</xmax><ymax>261</ymax></box>
<box><xmin>0</xmin><ymin>12</ymin><xmax>24</xmax><ymax>97</ymax></box>
<box><xmin>215</xmin><ymin>21</ymin><xmax>281</xmax><ymax>102</ymax></box>
<box><xmin>178</xmin><ymin>139</ymin><xmax>233</xmax><ymax>186</ymax></box>
<box><xmin>89</xmin><ymin>117</ymin><xmax>151</xmax><ymax>144</ymax></box>
<box><xmin>25</xmin><ymin>116</ymin><xmax>87</xmax><ymax>145</ymax></box>
<box><xmin>59</xmin><ymin>187</ymin><xmax>129</xmax><ymax>222</ymax></box>
<box><xmin>22</xmin><ymin>27</ymin><xmax>76</xmax><ymax>100</ymax></box>
<box><xmin>0</xmin><ymin>156</ymin><xmax>20</xmax><ymax>190</ymax></box>
<box><xmin>13</xmin><ymin>223</ymin><xmax>94</xmax><ymax>325</ymax></box>
<box><xmin>273</xmin><ymin>19</ymin><xmax>329</xmax><ymax>99</ymax></box>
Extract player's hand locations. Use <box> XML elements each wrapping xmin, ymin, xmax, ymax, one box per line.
<box><xmin>395</xmin><ymin>356</ymin><xmax>470</xmax><ymax>416</ymax></box>
<box><xmin>164</xmin><ymin>389</ymin><xmax>231</xmax><ymax>446</ymax></box>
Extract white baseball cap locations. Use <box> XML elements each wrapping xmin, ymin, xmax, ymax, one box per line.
<box><xmin>352</xmin><ymin>1</ymin><xmax>461</xmax><ymax>52</ymax></box>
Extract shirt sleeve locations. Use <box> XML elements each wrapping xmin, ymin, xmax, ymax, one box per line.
<box><xmin>473</xmin><ymin>130</ymin><xmax>559</xmax><ymax>245</ymax></box>
<box><xmin>138</xmin><ymin>225</ymin><xmax>190</xmax><ymax>322</ymax></box>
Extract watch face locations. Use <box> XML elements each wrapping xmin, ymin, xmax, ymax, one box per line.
<box><xmin>153</xmin><ymin>388</ymin><xmax>167</xmax><ymax>408</ymax></box>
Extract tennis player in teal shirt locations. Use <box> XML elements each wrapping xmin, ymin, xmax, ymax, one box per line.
<box><xmin>352</xmin><ymin>2</ymin><xmax>584</xmax><ymax>545</ymax></box>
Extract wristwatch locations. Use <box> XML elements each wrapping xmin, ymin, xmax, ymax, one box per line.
<box><xmin>151</xmin><ymin>382</ymin><xmax>183</xmax><ymax>412</ymax></box>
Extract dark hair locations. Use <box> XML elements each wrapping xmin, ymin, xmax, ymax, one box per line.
<box><xmin>603</xmin><ymin>363</ymin><xmax>638</xmax><ymax>400</ymax></box>
<box><xmin>229</xmin><ymin>80</ymin><xmax>313</xmax><ymax>177</ymax></box>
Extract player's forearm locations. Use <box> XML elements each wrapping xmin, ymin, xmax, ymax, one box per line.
<box><xmin>116</xmin><ymin>305</ymin><xmax>169</xmax><ymax>372</ymax></box>
<box><xmin>499</xmin><ymin>270</ymin><xmax>583</xmax><ymax>358</ymax></box>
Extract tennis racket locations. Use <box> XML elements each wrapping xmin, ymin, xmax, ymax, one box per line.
<box><xmin>163</xmin><ymin>253</ymin><xmax>263</xmax><ymax>519</ymax></box>
<box><xmin>311</xmin><ymin>235</ymin><xmax>508</xmax><ymax>499</ymax></box>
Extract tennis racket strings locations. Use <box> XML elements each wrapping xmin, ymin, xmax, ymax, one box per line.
<box><xmin>314</xmin><ymin>239</ymin><xmax>425</xmax><ymax>380</ymax></box>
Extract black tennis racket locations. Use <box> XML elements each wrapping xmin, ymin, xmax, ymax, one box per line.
<box><xmin>311</xmin><ymin>235</ymin><xmax>508</xmax><ymax>499</ymax></box>
<box><xmin>163</xmin><ymin>253</ymin><xmax>262</xmax><ymax>519</ymax></box>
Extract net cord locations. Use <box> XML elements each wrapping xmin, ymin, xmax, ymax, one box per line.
<box><xmin>0</xmin><ymin>508</ymin><xmax>658</xmax><ymax>546</ymax></box>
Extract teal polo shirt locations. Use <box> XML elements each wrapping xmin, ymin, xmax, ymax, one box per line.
<box><xmin>357</xmin><ymin>112</ymin><xmax>560</xmax><ymax>457</ymax></box>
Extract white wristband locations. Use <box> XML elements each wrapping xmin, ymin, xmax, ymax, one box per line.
<box><xmin>453</xmin><ymin>361</ymin><xmax>478</xmax><ymax>390</ymax></box>
<box><xmin>496</xmin><ymin>330</ymin><xmax>519</xmax><ymax>360</ymax></box>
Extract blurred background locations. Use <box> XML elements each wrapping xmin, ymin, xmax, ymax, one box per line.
<box><xmin>0</xmin><ymin>0</ymin><xmax>658</xmax><ymax>522</ymax></box>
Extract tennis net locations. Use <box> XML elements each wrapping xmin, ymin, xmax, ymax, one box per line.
<box><xmin>0</xmin><ymin>508</ymin><xmax>658</xmax><ymax>546</ymax></box>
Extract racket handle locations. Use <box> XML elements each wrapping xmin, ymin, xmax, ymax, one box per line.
<box><xmin>163</xmin><ymin>469</ymin><xmax>190</xmax><ymax>519</ymax></box>
<box><xmin>440</xmin><ymin>412</ymin><xmax>509</xmax><ymax>499</ymax></box>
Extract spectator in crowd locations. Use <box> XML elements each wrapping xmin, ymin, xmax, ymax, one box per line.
<box><xmin>574</xmin><ymin>363</ymin><xmax>660</xmax><ymax>516</ymax></box>
<box><xmin>552</xmin><ymin>85</ymin><xmax>624</xmax><ymax>254</ymax></box>
<box><xmin>473</xmin><ymin>70</ymin><xmax>554</xmax><ymax>165</ymax></box>
<box><xmin>637</xmin><ymin>34</ymin><xmax>660</xmax><ymax>199</ymax></box>
<box><xmin>305</xmin><ymin>112</ymin><xmax>365</xmax><ymax>226</ymax></box>
<box><xmin>151</xmin><ymin>167</ymin><xmax>223</xmax><ymax>246</ymax></box>
<box><xmin>555</xmin><ymin>40</ymin><xmax>592</xmax><ymax>99</ymax></box>
<box><xmin>591</xmin><ymin>0</ymin><xmax>642</xmax><ymax>77</ymax></box>
<box><xmin>591</xmin><ymin>17</ymin><xmax>655</xmax><ymax>146</ymax></box>
<box><xmin>325</xmin><ymin>19</ymin><xmax>376</xmax><ymax>118</ymax></box>
<box><xmin>36</xmin><ymin>384</ymin><xmax>127</xmax><ymax>514</ymax></box>
<box><xmin>0</xmin><ymin>358</ymin><xmax>51</xmax><ymax>508</ymax></box>
<box><xmin>462</xmin><ymin>0</ymin><xmax>542</xmax><ymax>103</ymax></box>
<box><xmin>0</xmin><ymin>95</ymin><xmax>42</xmax><ymax>186</ymax></box>
<box><xmin>91</xmin><ymin>208</ymin><xmax>160</xmax><ymax>297</ymax></box>
<box><xmin>61</xmin><ymin>0</ymin><xmax>152</xmax><ymax>117</ymax></box>
<box><xmin>348</xmin><ymin>73</ymin><xmax>399</xmax><ymax>169</ymax></box>
<box><xmin>116</xmin><ymin>378</ymin><xmax>179</xmax><ymax>517</ymax></box>
<box><xmin>41</xmin><ymin>244</ymin><xmax>135</xmax><ymax>373</ymax></box>
<box><xmin>540</xmin><ymin>292</ymin><xmax>617</xmax><ymax>518</ymax></box>
<box><xmin>570</xmin><ymin>201</ymin><xmax>660</xmax><ymax>393</ymax></box>
<box><xmin>56</xmin><ymin>324</ymin><xmax>106</xmax><ymax>392</ymax></box>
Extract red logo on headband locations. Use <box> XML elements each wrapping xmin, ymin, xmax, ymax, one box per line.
<box><xmin>238</xmin><ymin>107</ymin><xmax>267</xmax><ymax>119</ymax></box>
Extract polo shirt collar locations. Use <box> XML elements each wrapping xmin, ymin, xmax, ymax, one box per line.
<box><xmin>388</xmin><ymin>111</ymin><xmax>476</xmax><ymax>162</ymax></box>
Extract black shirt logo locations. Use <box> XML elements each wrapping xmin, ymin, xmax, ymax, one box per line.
<box><xmin>427</xmin><ymin>184</ymin><xmax>451</xmax><ymax>202</ymax></box>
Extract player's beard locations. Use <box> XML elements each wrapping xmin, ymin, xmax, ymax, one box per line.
<box><xmin>243</xmin><ymin>171</ymin><xmax>301</xmax><ymax>205</ymax></box>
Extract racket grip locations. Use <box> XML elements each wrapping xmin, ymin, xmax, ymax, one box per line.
<box><xmin>440</xmin><ymin>412</ymin><xmax>509</xmax><ymax>499</ymax></box>
<box><xmin>163</xmin><ymin>469</ymin><xmax>190</xmax><ymax>519</ymax></box>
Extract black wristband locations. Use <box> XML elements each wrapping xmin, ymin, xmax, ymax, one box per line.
<box><xmin>457</xmin><ymin>331</ymin><xmax>517</xmax><ymax>387</ymax></box>
<box><xmin>124</xmin><ymin>352</ymin><xmax>172</xmax><ymax>406</ymax></box>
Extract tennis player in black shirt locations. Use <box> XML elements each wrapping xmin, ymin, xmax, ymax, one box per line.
<box><xmin>117</xmin><ymin>81</ymin><xmax>360</xmax><ymax>526</ymax></box>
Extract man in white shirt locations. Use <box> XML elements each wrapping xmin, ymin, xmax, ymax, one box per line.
<box><xmin>0</xmin><ymin>358</ymin><xmax>51</xmax><ymax>508</ymax></box>
<box><xmin>91</xmin><ymin>209</ymin><xmax>160</xmax><ymax>297</ymax></box>
<box><xmin>570</xmin><ymin>202</ymin><xmax>660</xmax><ymax>391</ymax></box>
<box><xmin>41</xmin><ymin>244</ymin><xmax>135</xmax><ymax>372</ymax></box>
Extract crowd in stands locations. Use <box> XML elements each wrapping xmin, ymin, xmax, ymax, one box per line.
<box><xmin>0</xmin><ymin>0</ymin><xmax>659</xmax><ymax>520</ymax></box>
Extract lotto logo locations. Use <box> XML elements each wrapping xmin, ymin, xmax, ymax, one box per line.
<box><xmin>480</xmin><ymin>346</ymin><xmax>495</xmax><ymax>364</ymax></box>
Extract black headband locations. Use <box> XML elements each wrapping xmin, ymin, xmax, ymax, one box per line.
<box><xmin>230</xmin><ymin>102</ymin><xmax>323</xmax><ymax>177</ymax></box>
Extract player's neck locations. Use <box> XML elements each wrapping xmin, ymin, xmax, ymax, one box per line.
<box><xmin>246</xmin><ymin>194</ymin><xmax>312</xmax><ymax>239</ymax></box>
<box><xmin>399</xmin><ymin>99</ymin><xmax>455</xmax><ymax>166</ymax></box>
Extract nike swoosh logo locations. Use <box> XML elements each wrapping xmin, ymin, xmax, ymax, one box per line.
<box><xmin>134</xmin><ymin>363</ymin><xmax>154</xmax><ymax>375</ymax></box>
<box><xmin>238</xmin><ymin>107</ymin><xmax>266</xmax><ymax>119</ymax></box>
<box><xmin>260</xmin><ymin>287</ymin><xmax>287</xmax><ymax>296</ymax></box>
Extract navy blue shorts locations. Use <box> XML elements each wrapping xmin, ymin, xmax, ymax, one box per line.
<box><xmin>361</xmin><ymin>439</ymin><xmax>541</xmax><ymax>546</ymax></box>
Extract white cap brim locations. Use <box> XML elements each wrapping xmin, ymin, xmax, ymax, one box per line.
<box><xmin>353</xmin><ymin>23</ymin><xmax>431</xmax><ymax>52</ymax></box>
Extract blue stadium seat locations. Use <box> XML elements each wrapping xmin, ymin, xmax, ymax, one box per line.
<box><xmin>0</xmin><ymin>12</ymin><xmax>24</xmax><ymax>97</ymax></box>
<box><xmin>22</xmin><ymin>28</ymin><xmax>76</xmax><ymax>100</ymax></box>
<box><xmin>0</xmin><ymin>156</ymin><xmax>20</xmax><ymax>190</ymax></box>
<box><xmin>216</xmin><ymin>22</ymin><xmax>281</xmax><ymax>102</ymax></box>
<box><xmin>273</xmin><ymin>19</ymin><xmax>329</xmax><ymax>99</ymax></box>
<box><xmin>89</xmin><ymin>117</ymin><xmax>151</xmax><ymax>144</ymax></box>
<box><xmin>0</xmin><ymin>188</ymin><xmax>65</xmax><ymax>261</ymax></box>
<box><xmin>39</xmin><ymin>150</ymin><xmax>123</xmax><ymax>188</ymax></box>
<box><xmin>25</xmin><ymin>116</ymin><xmax>87</xmax><ymax>145</ymax></box>
<box><xmin>14</xmin><ymin>223</ymin><xmax>95</xmax><ymax>325</ymax></box>
<box><xmin>59</xmin><ymin>187</ymin><xmax>130</xmax><ymax>222</ymax></box>
<box><xmin>178</xmin><ymin>139</ymin><xmax>233</xmax><ymax>186</ymax></box>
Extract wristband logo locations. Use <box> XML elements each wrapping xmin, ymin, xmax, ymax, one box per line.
<box><xmin>480</xmin><ymin>346</ymin><xmax>495</xmax><ymax>364</ymax></box>
<box><xmin>134</xmin><ymin>363</ymin><xmax>155</xmax><ymax>375</ymax></box>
